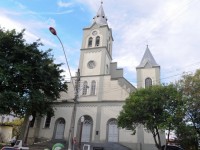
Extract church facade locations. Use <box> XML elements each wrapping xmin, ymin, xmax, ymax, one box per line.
<box><xmin>29</xmin><ymin>3</ymin><xmax>165</xmax><ymax>150</ymax></box>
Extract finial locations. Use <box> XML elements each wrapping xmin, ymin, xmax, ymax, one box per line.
<box><xmin>101</xmin><ymin>0</ymin><xmax>103</xmax><ymax>5</ymax></box>
<box><xmin>145</xmin><ymin>39</ymin><xmax>149</xmax><ymax>47</ymax></box>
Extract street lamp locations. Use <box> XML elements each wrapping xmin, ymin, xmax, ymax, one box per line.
<box><xmin>79</xmin><ymin>116</ymin><xmax>85</xmax><ymax>150</ymax></box>
<box><xmin>49</xmin><ymin>27</ymin><xmax>79</xmax><ymax>150</ymax></box>
<box><xmin>24</xmin><ymin>115</ymin><xmax>33</xmax><ymax>145</ymax></box>
<box><xmin>49</xmin><ymin>27</ymin><xmax>75</xmax><ymax>89</ymax></box>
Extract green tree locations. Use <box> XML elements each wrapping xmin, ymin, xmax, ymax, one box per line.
<box><xmin>0</xmin><ymin>27</ymin><xmax>67</xmax><ymax>117</ymax></box>
<box><xmin>176</xmin><ymin>70</ymin><xmax>200</xmax><ymax>149</ymax></box>
<box><xmin>176</xmin><ymin>122</ymin><xmax>198</xmax><ymax>150</ymax></box>
<box><xmin>118</xmin><ymin>84</ymin><xmax>181</xmax><ymax>150</ymax></box>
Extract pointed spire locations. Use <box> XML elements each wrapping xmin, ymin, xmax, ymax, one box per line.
<box><xmin>93</xmin><ymin>1</ymin><xmax>108</xmax><ymax>25</ymax></box>
<box><xmin>137</xmin><ymin>45</ymin><xmax>159</xmax><ymax>68</ymax></box>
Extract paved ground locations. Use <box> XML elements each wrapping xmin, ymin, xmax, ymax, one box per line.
<box><xmin>29</xmin><ymin>140</ymin><xmax>66</xmax><ymax>150</ymax></box>
<box><xmin>29</xmin><ymin>141</ymin><xmax>131</xmax><ymax>150</ymax></box>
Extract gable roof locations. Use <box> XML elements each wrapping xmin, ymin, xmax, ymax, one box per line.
<box><xmin>137</xmin><ymin>45</ymin><xmax>159</xmax><ymax>68</ymax></box>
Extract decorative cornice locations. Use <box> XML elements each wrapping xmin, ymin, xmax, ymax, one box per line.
<box><xmin>52</xmin><ymin>100</ymin><xmax>125</xmax><ymax>108</ymax></box>
<box><xmin>80</xmin><ymin>46</ymin><xmax>106</xmax><ymax>51</ymax></box>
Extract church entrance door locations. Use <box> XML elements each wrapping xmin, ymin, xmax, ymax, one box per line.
<box><xmin>55</xmin><ymin>118</ymin><xmax>65</xmax><ymax>139</ymax></box>
<box><xmin>108</xmin><ymin>119</ymin><xmax>118</xmax><ymax>142</ymax></box>
<box><xmin>81</xmin><ymin>118</ymin><xmax>92</xmax><ymax>142</ymax></box>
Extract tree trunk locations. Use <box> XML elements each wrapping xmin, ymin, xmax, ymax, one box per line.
<box><xmin>152</xmin><ymin>127</ymin><xmax>162</xmax><ymax>150</ymax></box>
<box><xmin>18</xmin><ymin>115</ymin><xmax>29</xmax><ymax>142</ymax></box>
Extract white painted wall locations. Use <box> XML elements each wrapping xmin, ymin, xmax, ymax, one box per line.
<box><xmin>119</xmin><ymin>128</ymin><xmax>138</xmax><ymax>143</ymax></box>
<box><xmin>137</xmin><ymin>67</ymin><xmax>160</xmax><ymax>88</ymax></box>
<box><xmin>0</xmin><ymin>126</ymin><xmax>13</xmax><ymax>142</ymax></box>
<box><xmin>37</xmin><ymin>106</ymin><xmax>73</xmax><ymax>139</ymax></box>
<box><xmin>81</xmin><ymin>50</ymin><xmax>103</xmax><ymax>76</ymax></box>
<box><xmin>102</xmin><ymin>76</ymin><xmax>130</xmax><ymax>101</ymax></box>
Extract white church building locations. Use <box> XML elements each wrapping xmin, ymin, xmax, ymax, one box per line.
<box><xmin>28</xmin><ymin>3</ymin><xmax>165</xmax><ymax>150</ymax></box>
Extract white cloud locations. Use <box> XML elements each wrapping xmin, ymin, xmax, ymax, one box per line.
<box><xmin>46</xmin><ymin>18</ymin><xmax>56</xmax><ymax>30</ymax></box>
<box><xmin>0</xmin><ymin>7</ymin><xmax>73</xmax><ymax>16</ymax></box>
<box><xmin>57</xmin><ymin>0</ymin><xmax>73</xmax><ymax>8</ymax></box>
<box><xmin>105</xmin><ymin>0</ymin><xmax>200</xmax><ymax>83</ymax></box>
<box><xmin>16</xmin><ymin>2</ymin><xmax>26</xmax><ymax>9</ymax></box>
<box><xmin>1</xmin><ymin>0</ymin><xmax>200</xmax><ymax>84</ymax></box>
<box><xmin>73</xmin><ymin>0</ymin><xmax>200</xmax><ymax>83</ymax></box>
<box><xmin>0</xmin><ymin>8</ymin><xmax>59</xmax><ymax>46</ymax></box>
<box><xmin>55</xmin><ymin>0</ymin><xmax>200</xmax><ymax>84</ymax></box>
<box><xmin>0</xmin><ymin>14</ymin><xmax>24</xmax><ymax>32</ymax></box>
<box><xmin>0</xmin><ymin>1</ymin><xmax>76</xmax><ymax>80</ymax></box>
<box><xmin>0</xmin><ymin>15</ymin><xmax>56</xmax><ymax>48</ymax></box>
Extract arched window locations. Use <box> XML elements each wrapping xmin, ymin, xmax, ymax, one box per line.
<box><xmin>88</xmin><ymin>37</ymin><xmax>93</xmax><ymax>47</ymax></box>
<box><xmin>95</xmin><ymin>36</ymin><xmax>100</xmax><ymax>46</ymax></box>
<box><xmin>78</xmin><ymin>115</ymin><xmax>93</xmax><ymax>142</ymax></box>
<box><xmin>90</xmin><ymin>80</ymin><xmax>96</xmax><ymax>95</ymax></box>
<box><xmin>82</xmin><ymin>81</ymin><xmax>88</xmax><ymax>95</ymax></box>
<box><xmin>54</xmin><ymin>118</ymin><xmax>65</xmax><ymax>139</ymax></box>
<box><xmin>107</xmin><ymin>119</ymin><xmax>118</xmax><ymax>142</ymax></box>
<box><xmin>44</xmin><ymin>112</ymin><xmax>52</xmax><ymax>128</ymax></box>
<box><xmin>145</xmin><ymin>77</ymin><xmax>152</xmax><ymax>88</ymax></box>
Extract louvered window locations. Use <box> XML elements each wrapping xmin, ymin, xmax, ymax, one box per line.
<box><xmin>82</xmin><ymin>81</ymin><xmax>88</xmax><ymax>95</ymax></box>
<box><xmin>95</xmin><ymin>36</ymin><xmax>100</xmax><ymax>46</ymax></box>
<box><xmin>145</xmin><ymin>77</ymin><xmax>152</xmax><ymax>88</ymax></box>
<box><xmin>44</xmin><ymin>113</ymin><xmax>51</xmax><ymax>128</ymax></box>
<box><xmin>88</xmin><ymin>37</ymin><xmax>93</xmax><ymax>47</ymax></box>
<box><xmin>90</xmin><ymin>80</ymin><xmax>96</xmax><ymax>95</ymax></box>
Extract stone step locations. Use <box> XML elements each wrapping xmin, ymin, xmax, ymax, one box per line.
<box><xmin>77</xmin><ymin>142</ymin><xmax>131</xmax><ymax>150</ymax></box>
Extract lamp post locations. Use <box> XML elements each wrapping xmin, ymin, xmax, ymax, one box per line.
<box><xmin>49</xmin><ymin>27</ymin><xmax>80</xmax><ymax>150</ymax></box>
<box><xmin>49</xmin><ymin>27</ymin><xmax>75</xmax><ymax>89</ymax></box>
<box><xmin>79</xmin><ymin>116</ymin><xmax>85</xmax><ymax>150</ymax></box>
<box><xmin>24</xmin><ymin>115</ymin><xmax>33</xmax><ymax>145</ymax></box>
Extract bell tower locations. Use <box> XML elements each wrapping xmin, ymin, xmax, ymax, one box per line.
<box><xmin>136</xmin><ymin>45</ymin><xmax>160</xmax><ymax>88</ymax></box>
<box><xmin>79</xmin><ymin>2</ymin><xmax>114</xmax><ymax>76</ymax></box>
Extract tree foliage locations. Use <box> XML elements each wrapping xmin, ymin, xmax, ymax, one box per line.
<box><xmin>176</xmin><ymin>122</ymin><xmax>198</xmax><ymax>150</ymax></box>
<box><xmin>118</xmin><ymin>84</ymin><xmax>181</xmax><ymax>150</ymax></box>
<box><xmin>176</xmin><ymin>70</ymin><xmax>200</xmax><ymax>149</ymax></box>
<box><xmin>0</xmin><ymin>28</ymin><xmax>67</xmax><ymax>117</ymax></box>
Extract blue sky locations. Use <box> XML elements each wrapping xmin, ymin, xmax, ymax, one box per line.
<box><xmin>1</xmin><ymin>0</ymin><xmax>200</xmax><ymax>87</ymax></box>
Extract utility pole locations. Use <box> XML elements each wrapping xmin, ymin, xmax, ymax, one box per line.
<box><xmin>68</xmin><ymin>69</ymin><xmax>80</xmax><ymax>150</ymax></box>
<box><xmin>49</xmin><ymin>27</ymin><xmax>78</xmax><ymax>150</ymax></box>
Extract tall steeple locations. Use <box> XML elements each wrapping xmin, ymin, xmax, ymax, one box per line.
<box><xmin>79</xmin><ymin>0</ymin><xmax>113</xmax><ymax>77</ymax></box>
<box><xmin>93</xmin><ymin>1</ymin><xmax>108</xmax><ymax>25</ymax></box>
<box><xmin>137</xmin><ymin>45</ymin><xmax>159</xmax><ymax>68</ymax></box>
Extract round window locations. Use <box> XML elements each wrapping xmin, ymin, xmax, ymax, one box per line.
<box><xmin>87</xmin><ymin>60</ymin><xmax>96</xmax><ymax>69</ymax></box>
